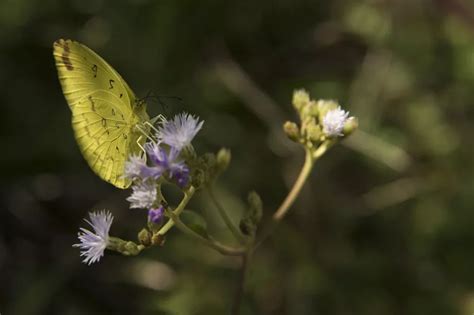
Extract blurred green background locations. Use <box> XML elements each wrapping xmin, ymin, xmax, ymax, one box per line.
<box><xmin>2</xmin><ymin>0</ymin><xmax>474</xmax><ymax>314</ymax></box>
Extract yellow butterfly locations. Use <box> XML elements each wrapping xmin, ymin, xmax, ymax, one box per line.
<box><xmin>53</xmin><ymin>39</ymin><xmax>150</xmax><ymax>189</ymax></box>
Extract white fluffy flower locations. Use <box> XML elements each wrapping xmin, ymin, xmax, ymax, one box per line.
<box><xmin>322</xmin><ymin>107</ymin><xmax>349</xmax><ymax>137</ymax></box>
<box><xmin>124</xmin><ymin>154</ymin><xmax>147</xmax><ymax>180</ymax></box>
<box><xmin>158</xmin><ymin>112</ymin><xmax>204</xmax><ymax>150</ymax></box>
<box><xmin>126</xmin><ymin>181</ymin><xmax>157</xmax><ymax>209</ymax></box>
<box><xmin>73</xmin><ymin>211</ymin><xmax>113</xmax><ymax>265</ymax></box>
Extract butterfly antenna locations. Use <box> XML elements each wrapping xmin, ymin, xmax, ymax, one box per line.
<box><xmin>144</xmin><ymin>91</ymin><xmax>185</xmax><ymax>116</ymax></box>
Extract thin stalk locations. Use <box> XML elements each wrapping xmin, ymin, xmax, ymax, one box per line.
<box><xmin>231</xmin><ymin>251</ymin><xmax>250</xmax><ymax>315</ymax></box>
<box><xmin>208</xmin><ymin>187</ymin><xmax>246</xmax><ymax>244</ymax></box>
<box><xmin>272</xmin><ymin>148</ymin><xmax>315</xmax><ymax>220</ymax></box>
<box><xmin>254</xmin><ymin>142</ymin><xmax>330</xmax><ymax>249</ymax></box>
<box><xmin>169</xmin><ymin>210</ymin><xmax>246</xmax><ymax>256</ymax></box>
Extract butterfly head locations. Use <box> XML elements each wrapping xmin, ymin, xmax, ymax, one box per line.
<box><xmin>133</xmin><ymin>98</ymin><xmax>149</xmax><ymax>121</ymax></box>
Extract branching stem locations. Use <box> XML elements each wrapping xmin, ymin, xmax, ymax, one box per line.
<box><xmin>168</xmin><ymin>210</ymin><xmax>246</xmax><ymax>256</ymax></box>
<box><xmin>158</xmin><ymin>186</ymin><xmax>196</xmax><ymax>235</ymax></box>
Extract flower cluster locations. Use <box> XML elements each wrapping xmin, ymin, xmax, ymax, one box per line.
<box><xmin>74</xmin><ymin>112</ymin><xmax>204</xmax><ymax>264</ymax></box>
<box><xmin>124</xmin><ymin>113</ymin><xmax>203</xmax><ymax>188</ymax></box>
<box><xmin>284</xmin><ymin>90</ymin><xmax>358</xmax><ymax>148</ymax></box>
<box><xmin>124</xmin><ymin>113</ymin><xmax>203</xmax><ymax>211</ymax></box>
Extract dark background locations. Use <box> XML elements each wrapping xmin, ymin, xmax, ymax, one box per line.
<box><xmin>1</xmin><ymin>0</ymin><xmax>474</xmax><ymax>314</ymax></box>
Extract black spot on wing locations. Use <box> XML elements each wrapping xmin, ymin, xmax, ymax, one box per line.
<box><xmin>92</xmin><ymin>64</ymin><xmax>98</xmax><ymax>78</ymax></box>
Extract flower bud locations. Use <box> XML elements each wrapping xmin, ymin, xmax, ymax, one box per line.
<box><xmin>283</xmin><ymin>121</ymin><xmax>300</xmax><ymax>141</ymax></box>
<box><xmin>123</xmin><ymin>241</ymin><xmax>143</xmax><ymax>256</ymax></box>
<box><xmin>148</xmin><ymin>207</ymin><xmax>165</xmax><ymax>224</ymax></box>
<box><xmin>317</xmin><ymin>99</ymin><xmax>340</xmax><ymax>122</ymax></box>
<box><xmin>216</xmin><ymin>148</ymin><xmax>231</xmax><ymax>172</ymax></box>
<box><xmin>109</xmin><ymin>237</ymin><xmax>144</xmax><ymax>256</ymax></box>
<box><xmin>343</xmin><ymin>116</ymin><xmax>358</xmax><ymax>136</ymax></box>
<box><xmin>248</xmin><ymin>191</ymin><xmax>263</xmax><ymax>223</ymax></box>
<box><xmin>300</xmin><ymin>101</ymin><xmax>319</xmax><ymax>120</ymax></box>
<box><xmin>292</xmin><ymin>89</ymin><xmax>310</xmax><ymax>111</ymax></box>
<box><xmin>306</xmin><ymin>122</ymin><xmax>322</xmax><ymax>142</ymax></box>
<box><xmin>240</xmin><ymin>191</ymin><xmax>263</xmax><ymax>236</ymax></box>
<box><xmin>191</xmin><ymin>169</ymin><xmax>206</xmax><ymax>188</ymax></box>
<box><xmin>138</xmin><ymin>228</ymin><xmax>152</xmax><ymax>246</ymax></box>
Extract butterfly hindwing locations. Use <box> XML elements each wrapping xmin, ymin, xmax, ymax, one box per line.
<box><xmin>72</xmin><ymin>90</ymin><xmax>132</xmax><ymax>188</ymax></box>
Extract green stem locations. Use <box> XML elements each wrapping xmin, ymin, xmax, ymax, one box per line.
<box><xmin>254</xmin><ymin>141</ymin><xmax>330</xmax><ymax>249</ymax></box>
<box><xmin>231</xmin><ymin>251</ymin><xmax>250</xmax><ymax>315</ymax></box>
<box><xmin>168</xmin><ymin>210</ymin><xmax>246</xmax><ymax>256</ymax></box>
<box><xmin>272</xmin><ymin>148</ymin><xmax>315</xmax><ymax>220</ymax></box>
<box><xmin>158</xmin><ymin>186</ymin><xmax>196</xmax><ymax>235</ymax></box>
<box><xmin>208</xmin><ymin>186</ymin><xmax>246</xmax><ymax>244</ymax></box>
<box><xmin>230</xmin><ymin>141</ymin><xmax>332</xmax><ymax>313</ymax></box>
<box><xmin>312</xmin><ymin>140</ymin><xmax>332</xmax><ymax>160</ymax></box>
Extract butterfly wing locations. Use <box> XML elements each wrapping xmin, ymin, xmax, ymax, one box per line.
<box><xmin>72</xmin><ymin>90</ymin><xmax>135</xmax><ymax>188</ymax></box>
<box><xmin>53</xmin><ymin>39</ymin><xmax>146</xmax><ymax>188</ymax></box>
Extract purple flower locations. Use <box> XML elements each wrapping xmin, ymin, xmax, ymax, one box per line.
<box><xmin>148</xmin><ymin>206</ymin><xmax>165</xmax><ymax>224</ymax></box>
<box><xmin>73</xmin><ymin>211</ymin><xmax>113</xmax><ymax>265</ymax></box>
<box><xmin>158</xmin><ymin>112</ymin><xmax>204</xmax><ymax>150</ymax></box>
<box><xmin>143</xmin><ymin>142</ymin><xmax>190</xmax><ymax>187</ymax></box>
<box><xmin>172</xmin><ymin>167</ymin><xmax>189</xmax><ymax>188</ymax></box>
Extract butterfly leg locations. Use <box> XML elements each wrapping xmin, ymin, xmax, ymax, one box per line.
<box><xmin>146</xmin><ymin>114</ymin><xmax>166</xmax><ymax>130</ymax></box>
<box><xmin>135</xmin><ymin>124</ymin><xmax>158</xmax><ymax>144</ymax></box>
<box><xmin>136</xmin><ymin>135</ymin><xmax>146</xmax><ymax>154</ymax></box>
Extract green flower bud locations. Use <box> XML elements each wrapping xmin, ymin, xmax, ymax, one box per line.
<box><xmin>123</xmin><ymin>241</ymin><xmax>144</xmax><ymax>256</ymax></box>
<box><xmin>138</xmin><ymin>228</ymin><xmax>152</xmax><ymax>246</ymax></box>
<box><xmin>306</xmin><ymin>122</ymin><xmax>322</xmax><ymax>142</ymax></box>
<box><xmin>216</xmin><ymin>148</ymin><xmax>231</xmax><ymax>172</ymax></box>
<box><xmin>292</xmin><ymin>89</ymin><xmax>310</xmax><ymax>111</ymax></box>
<box><xmin>107</xmin><ymin>236</ymin><xmax>126</xmax><ymax>251</ymax></box>
<box><xmin>300</xmin><ymin>116</ymin><xmax>314</xmax><ymax>136</ymax></box>
<box><xmin>343</xmin><ymin>116</ymin><xmax>358</xmax><ymax>136</ymax></box>
<box><xmin>248</xmin><ymin>191</ymin><xmax>263</xmax><ymax>223</ymax></box>
<box><xmin>240</xmin><ymin>191</ymin><xmax>263</xmax><ymax>236</ymax></box>
<box><xmin>283</xmin><ymin>121</ymin><xmax>300</xmax><ymax>141</ymax></box>
<box><xmin>108</xmin><ymin>237</ymin><xmax>144</xmax><ymax>256</ymax></box>
<box><xmin>191</xmin><ymin>168</ymin><xmax>206</xmax><ymax>189</ymax></box>
<box><xmin>300</xmin><ymin>100</ymin><xmax>319</xmax><ymax>120</ymax></box>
